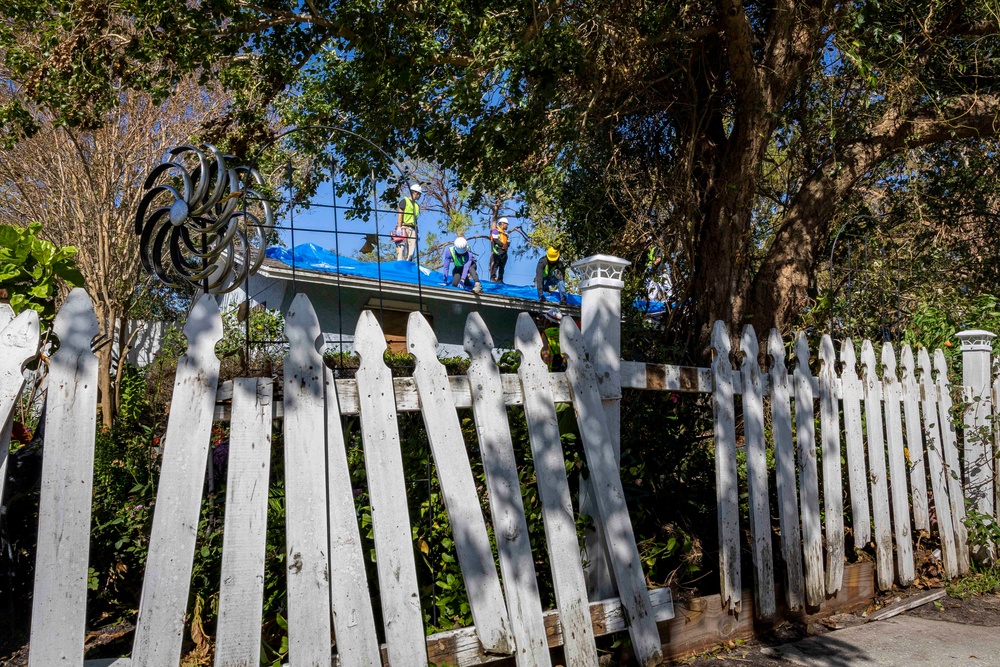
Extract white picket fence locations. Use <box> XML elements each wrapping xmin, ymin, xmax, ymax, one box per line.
<box><xmin>0</xmin><ymin>259</ymin><xmax>995</xmax><ymax>666</ymax></box>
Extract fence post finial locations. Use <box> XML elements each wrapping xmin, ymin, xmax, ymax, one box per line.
<box><xmin>570</xmin><ymin>254</ymin><xmax>629</xmax><ymax>600</ymax></box>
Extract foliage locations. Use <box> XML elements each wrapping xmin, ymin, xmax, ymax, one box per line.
<box><xmin>218</xmin><ymin>306</ymin><xmax>287</xmax><ymax>379</ymax></box>
<box><xmin>0</xmin><ymin>222</ymin><xmax>82</xmax><ymax>325</ymax></box>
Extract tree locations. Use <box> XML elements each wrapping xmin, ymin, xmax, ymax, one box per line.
<box><xmin>0</xmin><ymin>76</ymin><xmax>230</xmax><ymax>426</ymax></box>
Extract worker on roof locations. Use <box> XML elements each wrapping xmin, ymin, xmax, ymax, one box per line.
<box><xmin>395</xmin><ymin>183</ymin><xmax>422</xmax><ymax>261</ymax></box>
<box><xmin>489</xmin><ymin>218</ymin><xmax>511</xmax><ymax>284</ymax></box>
<box><xmin>535</xmin><ymin>246</ymin><xmax>567</xmax><ymax>305</ymax></box>
<box><xmin>441</xmin><ymin>236</ymin><xmax>483</xmax><ymax>294</ymax></box>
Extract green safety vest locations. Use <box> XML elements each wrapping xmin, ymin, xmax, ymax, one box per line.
<box><xmin>450</xmin><ymin>247</ymin><xmax>467</xmax><ymax>268</ymax></box>
<box><xmin>401</xmin><ymin>197</ymin><xmax>419</xmax><ymax>227</ymax></box>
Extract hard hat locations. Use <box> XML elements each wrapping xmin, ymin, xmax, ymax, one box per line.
<box><xmin>546</xmin><ymin>247</ymin><xmax>560</xmax><ymax>262</ymax></box>
<box><xmin>497</xmin><ymin>217</ymin><xmax>509</xmax><ymax>227</ymax></box>
<box><xmin>454</xmin><ymin>237</ymin><xmax>469</xmax><ymax>253</ymax></box>
<box><xmin>543</xmin><ymin>307</ymin><xmax>563</xmax><ymax>324</ymax></box>
<box><xmin>409</xmin><ymin>183</ymin><xmax>422</xmax><ymax>194</ymax></box>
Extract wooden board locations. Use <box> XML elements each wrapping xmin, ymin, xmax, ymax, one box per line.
<box><xmin>561</xmin><ymin>317</ymin><xmax>663</xmax><ymax>665</ymax></box>
<box><xmin>900</xmin><ymin>346</ymin><xmax>930</xmax><ymax>532</ymax></box>
<box><xmin>28</xmin><ymin>290</ymin><xmax>98</xmax><ymax>667</ymax></box>
<box><xmin>880</xmin><ymin>344</ymin><xmax>914</xmax><ymax>586</ymax></box>
<box><xmin>132</xmin><ymin>295</ymin><xmax>223</xmax><ymax>667</ymax></box>
<box><xmin>0</xmin><ymin>307</ymin><xmax>38</xmax><ymax>518</ymax></box>
<box><xmin>861</xmin><ymin>340</ymin><xmax>894</xmax><ymax>591</ymax></box>
<box><xmin>818</xmin><ymin>335</ymin><xmax>845</xmax><ymax>595</ymax></box>
<box><xmin>465</xmin><ymin>313</ymin><xmax>551</xmax><ymax>667</ymax></box>
<box><xmin>513</xmin><ymin>313</ymin><xmax>598</xmax><ymax>667</ymax></box>
<box><xmin>767</xmin><ymin>329</ymin><xmax>804</xmax><ymax>612</ymax></box>
<box><xmin>353</xmin><ymin>311</ymin><xmax>427</xmax><ymax>665</ymax></box>
<box><xmin>409</xmin><ymin>312</ymin><xmax>514</xmax><ymax>657</ymax></box>
<box><xmin>325</xmin><ymin>365</ymin><xmax>382</xmax><ymax>667</ymax></box>
<box><xmin>935</xmin><ymin>349</ymin><xmax>970</xmax><ymax>574</ymax></box>
<box><xmin>918</xmin><ymin>349</ymin><xmax>958</xmax><ymax>578</ymax></box>
<box><xmin>738</xmin><ymin>326</ymin><xmax>775</xmax><ymax>618</ymax></box>
<box><xmin>711</xmin><ymin>322</ymin><xmax>741</xmax><ymax>614</ymax></box>
<box><xmin>793</xmin><ymin>333</ymin><xmax>824</xmax><ymax>607</ymax></box>
<box><xmin>840</xmin><ymin>341</ymin><xmax>871</xmax><ymax>548</ymax></box>
<box><xmin>215</xmin><ymin>378</ymin><xmax>273</xmax><ymax>667</ymax></box>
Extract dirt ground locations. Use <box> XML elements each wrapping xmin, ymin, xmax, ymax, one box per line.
<box><xmin>675</xmin><ymin>590</ymin><xmax>1000</xmax><ymax>666</ymax></box>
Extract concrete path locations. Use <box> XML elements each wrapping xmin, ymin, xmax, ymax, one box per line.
<box><xmin>766</xmin><ymin>615</ymin><xmax>1000</xmax><ymax>666</ymax></box>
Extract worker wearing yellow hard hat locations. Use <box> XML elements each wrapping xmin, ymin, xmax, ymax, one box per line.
<box><xmin>535</xmin><ymin>246</ymin><xmax>567</xmax><ymax>304</ymax></box>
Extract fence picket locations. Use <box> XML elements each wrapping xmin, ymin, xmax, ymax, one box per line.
<box><xmin>513</xmin><ymin>313</ymin><xmax>599</xmax><ymax>667</ymax></box>
<box><xmin>739</xmin><ymin>326</ymin><xmax>775</xmax><ymax>617</ymax></box>
<box><xmin>819</xmin><ymin>335</ymin><xmax>845</xmax><ymax>595</ymax></box>
<box><xmin>793</xmin><ymin>333</ymin><xmax>824</xmax><ymax>606</ymax></box>
<box><xmin>133</xmin><ymin>295</ymin><xmax>223</xmax><ymax>666</ymax></box>
<box><xmin>325</xmin><ymin>364</ymin><xmax>382</xmax><ymax>667</ymax></box>
<box><xmin>561</xmin><ymin>317</ymin><xmax>663</xmax><ymax>666</ymax></box>
<box><xmin>935</xmin><ymin>349</ymin><xmax>970</xmax><ymax>574</ymax></box>
<box><xmin>767</xmin><ymin>330</ymin><xmax>804</xmax><ymax>611</ymax></box>
<box><xmin>465</xmin><ymin>313</ymin><xmax>552</xmax><ymax>667</ymax></box>
<box><xmin>840</xmin><ymin>341</ymin><xmax>870</xmax><ymax>549</ymax></box>
<box><xmin>215</xmin><ymin>378</ymin><xmax>273</xmax><ymax>667</ymax></box>
<box><xmin>410</xmin><ymin>313</ymin><xmax>515</xmax><ymax>657</ymax></box>
<box><xmin>711</xmin><ymin>322</ymin><xmax>741</xmax><ymax>613</ymax></box>
<box><xmin>900</xmin><ymin>347</ymin><xmax>930</xmax><ymax>532</ymax></box>
<box><xmin>918</xmin><ymin>349</ymin><xmax>958</xmax><ymax>579</ymax></box>
<box><xmin>881</xmin><ymin>344</ymin><xmax>914</xmax><ymax>586</ymax></box>
<box><xmin>860</xmin><ymin>340</ymin><xmax>894</xmax><ymax>590</ymax></box>
<box><xmin>0</xmin><ymin>307</ymin><xmax>38</xmax><ymax>515</ymax></box>
<box><xmin>28</xmin><ymin>290</ymin><xmax>97</xmax><ymax>667</ymax></box>
<box><xmin>282</xmin><ymin>295</ymin><xmax>334</xmax><ymax>666</ymax></box>
<box><xmin>353</xmin><ymin>311</ymin><xmax>427</xmax><ymax>665</ymax></box>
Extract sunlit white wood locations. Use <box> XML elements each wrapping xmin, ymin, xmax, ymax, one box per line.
<box><xmin>133</xmin><ymin>295</ymin><xmax>223</xmax><ymax>666</ymax></box>
<box><xmin>819</xmin><ymin>335</ymin><xmax>845</xmax><ymax>595</ymax></box>
<box><xmin>353</xmin><ymin>311</ymin><xmax>426</xmax><ymax>665</ymax></box>
<box><xmin>711</xmin><ymin>322</ymin><xmax>741</xmax><ymax>613</ymax></box>
<box><xmin>28</xmin><ymin>291</ymin><xmax>96</xmax><ymax>667</ymax></box>
<box><xmin>215</xmin><ymin>378</ymin><xmax>273</xmax><ymax>667</ymax></box>
<box><xmin>918</xmin><ymin>349</ymin><xmax>958</xmax><ymax>579</ymax></box>
<box><xmin>325</xmin><ymin>365</ymin><xmax>382</xmax><ymax>667</ymax></box>
<box><xmin>514</xmin><ymin>313</ymin><xmax>600</xmax><ymax>667</ymax></box>
<box><xmin>739</xmin><ymin>326</ymin><xmax>774</xmax><ymax>618</ymax></box>
<box><xmin>410</xmin><ymin>313</ymin><xmax>514</xmax><ymax>656</ymax></box>
<box><xmin>840</xmin><ymin>341</ymin><xmax>871</xmax><ymax>548</ymax></box>
<box><xmin>861</xmin><ymin>340</ymin><xmax>894</xmax><ymax>591</ymax></box>
<box><xmin>561</xmin><ymin>317</ymin><xmax>663</xmax><ymax>666</ymax></box>
<box><xmin>0</xmin><ymin>306</ymin><xmax>38</xmax><ymax>515</ymax></box>
<box><xmin>881</xmin><ymin>344</ymin><xmax>914</xmax><ymax>586</ymax></box>
<box><xmin>465</xmin><ymin>313</ymin><xmax>551</xmax><ymax>667</ymax></box>
<box><xmin>900</xmin><ymin>346</ymin><xmax>930</xmax><ymax>532</ymax></box>
<box><xmin>282</xmin><ymin>295</ymin><xmax>334</xmax><ymax>666</ymax></box>
<box><xmin>767</xmin><ymin>329</ymin><xmax>804</xmax><ymax>611</ymax></box>
<box><xmin>793</xmin><ymin>333</ymin><xmax>824</xmax><ymax>606</ymax></box>
<box><xmin>935</xmin><ymin>349</ymin><xmax>970</xmax><ymax>574</ymax></box>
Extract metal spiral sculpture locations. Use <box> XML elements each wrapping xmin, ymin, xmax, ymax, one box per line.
<box><xmin>135</xmin><ymin>144</ymin><xmax>272</xmax><ymax>293</ymax></box>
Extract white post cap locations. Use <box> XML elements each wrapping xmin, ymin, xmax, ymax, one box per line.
<box><xmin>956</xmin><ymin>330</ymin><xmax>997</xmax><ymax>352</ymax></box>
<box><xmin>571</xmin><ymin>254</ymin><xmax>630</xmax><ymax>290</ymax></box>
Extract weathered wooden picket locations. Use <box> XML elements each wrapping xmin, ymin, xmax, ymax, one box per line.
<box><xmin>0</xmin><ymin>253</ymin><xmax>996</xmax><ymax>666</ymax></box>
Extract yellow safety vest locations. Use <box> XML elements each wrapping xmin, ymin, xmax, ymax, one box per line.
<box><xmin>401</xmin><ymin>197</ymin><xmax>419</xmax><ymax>227</ymax></box>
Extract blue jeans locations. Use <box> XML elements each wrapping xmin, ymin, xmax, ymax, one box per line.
<box><xmin>541</xmin><ymin>277</ymin><xmax>566</xmax><ymax>301</ymax></box>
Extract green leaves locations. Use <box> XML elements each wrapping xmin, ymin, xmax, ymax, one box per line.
<box><xmin>0</xmin><ymin>222</ymin><xmax>82</xmax><ymax>326</ymax></box>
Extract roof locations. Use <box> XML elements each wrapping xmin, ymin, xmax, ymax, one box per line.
<box><xmin>261</xmin><ymin>244</ymin><xmax>583</xmax><ymax>314</ymax></box>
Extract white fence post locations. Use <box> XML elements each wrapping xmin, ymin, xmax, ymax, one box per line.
<box><xmin>571</xmin><ymin>254</ymin><xmax>629</xmax><ymax>600</ymax></box>
<box><xmin>956</xmin><ymin>330</ymin><xmax>996</xmax><ymax>528</ymax></box>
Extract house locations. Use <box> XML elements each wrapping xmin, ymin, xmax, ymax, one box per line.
<box><xmin>219</xmin><ymin>243</ymin><xmax>582</xmax><ymax>356</ymax></box>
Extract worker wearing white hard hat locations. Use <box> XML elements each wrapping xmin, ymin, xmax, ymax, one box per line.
<box><xmin>395</xmin><ymin>183</ymin><xmax>422</xmax><ymax>261</ymax></box>
<box><xmin>441</xmin><ymin>235</ymin><xmax>483</xmax><ymax>294</ymax></box>
<box><xmin>489</xmin><ymin>217</ymin><xmax>511</xmax><ymax>283</ymax></box>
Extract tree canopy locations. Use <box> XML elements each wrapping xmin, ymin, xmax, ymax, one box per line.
<box><xmin>5</xmin><ymin>0</ymin><xmax>1000</xmax><ymax>357</ymax></box>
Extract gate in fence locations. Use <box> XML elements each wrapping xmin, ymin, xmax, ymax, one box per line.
<box><xmin>0</xmin><ymin>254</ymin><xmax>996</xmax><ymax>666</ymax></box>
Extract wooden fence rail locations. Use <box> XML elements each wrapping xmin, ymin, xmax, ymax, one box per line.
<box><xmin>0</xmin><ymin>274</ymin><xmax>996</xmax><ymax>666</ymax></box>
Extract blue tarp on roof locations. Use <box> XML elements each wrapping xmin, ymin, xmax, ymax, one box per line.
<box><xmin>265</xmin><ymin>243</ymin><xmax>666</xmax><ymax>313</ymax></box>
